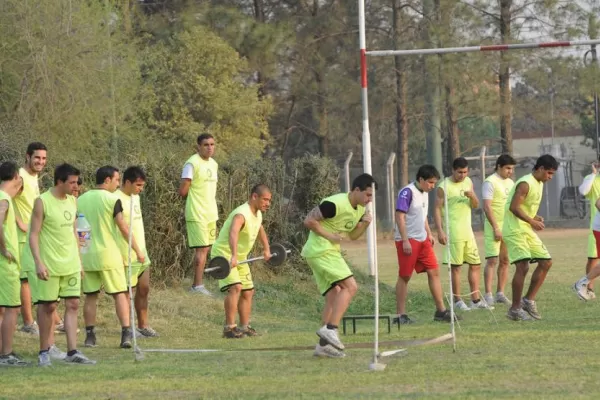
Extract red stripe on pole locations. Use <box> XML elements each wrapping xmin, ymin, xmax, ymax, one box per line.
<box><xmin>360</xmin><ymin>49</ymin><xmax>367</xmax><ymax>88</ymax></box>
<box><xmin>480</xmin><ymin>45</ymin><xmax>508</xmax><ymax>52</ymax></box>
<box><xmin>538</xmin><ymin>41</ymin><xmax>571</xmax><ymax>48</ymax></box>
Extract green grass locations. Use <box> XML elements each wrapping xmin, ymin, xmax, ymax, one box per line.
<box><xmin>4</xmin><ymin>228</ymin><xmax>600</xmax><ymax>399</ymax></box>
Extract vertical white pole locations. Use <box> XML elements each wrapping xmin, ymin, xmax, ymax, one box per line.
<box><xmin>359</xmin><ymin>0</ymin><xmax>376</xmax><ymax>277</ymax></box>
<box><xmin>386</xmin><ymin>153</ymin><xmax>396</xmax><ymax>229</ymax></box>
<box><xmin>443</xmin><ymin>177</ymin><xmax>457</xmax><ymax>352</ymax></box>
<box><xmin>344</xmin><ymin>152</ymin><xmax>353</xmax><ymax>193</ymax></box>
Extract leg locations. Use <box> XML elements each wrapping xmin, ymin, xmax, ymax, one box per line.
<box><xmin>524</xmin><ymin>259</ymin><xmax>552</xmax><ymax>301</ymax></box>
<box><xmin>395</xmin><ymin>276</ymin><xmax>411</xmax><ymax>315</ymax></box>
<box><xmin>0</xmin><ymin>307</ymin><xmax>18</xmax><ymax>355</ymax></box>
<box><xmin>224</xmin><ymin>284</ymin><xmax>242</xmax><ymax>327</ymax></box>
<box><xmin>484</xmin><ymin>257</ymin><xmax>498</xmax><ymax>295</ymax></box>
<box><xmin>135</xmin><ymin>270</ymin><xmax>150</xmax><ymax>329</ymax></box>
<box><xmin>510</xmin><ymin>260</ymin><xmax>529</xmax><ymax>311</ymax></box>
<box><xmin>37</xmin><ymin>302</ymin><xmax>57</xmax><ymax>352</ymax></box>
<box><xmin>468</xmin><ymin>264</ymin><xmax>482</xmax><ymax>301</ymax></box>
<box><xmin>451</xmin><ymin>265</ymin><xmax>462</xmax><ymax>302</ymax></box>
<box><xmin>83</xmin><ymin>293</ymin><xmax>98</xmax><ymax>328</ymax></box>
<box><xmin>238</xmin><ymin>289</ymin><xmax>254</xmax><ymax>327</ymax></box>
<box><xmin>586</xmin><ymin>258</ymin><xmax>599</xmax><ymax>290</ymax></box>
<box><xmin>322</xmin><ymin>286</ymin><xmax>341</xmax><ymax>324</ymax></box>
<box><xmin>192</xmin><ymin>247</ymin><xmax>211</xmax><ymax>287</ymax></box>
<box><xmin>327</xmin><ymin>277</ymin><xmax>358</xmax><ymax>326</ymax></box>
<box><xmin>497</xmin><ymin>241</ymin><xmax>510</xmax><ymax>294</ymax></box>
<box><xmin>19</xmin><ymin>280</ymin><xmax>35</xmax><ymax>327</ymax></box>
<box><xmin>64</xmin><ymin>298</ymin><xmax>79</xmax><ymax>352</ymax></box>
<box><xmin>113</xmin><ymin>292</ymin><xmax>131</xmax><ymax>328</ymax></box>
<box><xmin>426</xmin><ymin>268</ymin><xmax>446</xmax><ymax>312</ymax></box>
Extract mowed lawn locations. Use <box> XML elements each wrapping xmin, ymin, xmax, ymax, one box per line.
<box><xmin>4</xmin><ymin>228</ymin><xmax>600</xmax><ymax>399</ymax></box>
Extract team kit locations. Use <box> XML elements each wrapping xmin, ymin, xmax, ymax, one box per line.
<box><xmin>0</xmin><ymin>136</ymin><xmax>597</xmax><ymax>367</ymax></box>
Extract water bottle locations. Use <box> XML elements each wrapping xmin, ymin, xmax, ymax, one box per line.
<box><xmin>76</xmin><ymin>214</ymin><xmax>92</xmax><ymax>254</ymax></box>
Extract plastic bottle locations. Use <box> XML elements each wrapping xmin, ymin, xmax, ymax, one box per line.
<box><xmin>76</xmin><ymin>214</ymin><xmax>92</xmax><ymax>254</ymax></box>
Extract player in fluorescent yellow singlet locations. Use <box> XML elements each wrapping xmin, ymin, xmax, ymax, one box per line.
<box><xmin>178</xmin><ymin>133</ymin><xmax>218</xmax><ymax>296</ymax></box>
<box><xmin>115</xmin><ymin>166</ymin><xmax>158</xmax><ymax>338</ymax></box>
<box><xmin>302</xmin><ymin>174</ymin><xmax>375</xmax><ymax>358</ymax></box>
<box><xmin>577</xmin><ymin>161</ymin><xmax>600</xmax><ymax>299</ymax></box>
<box><xmin>79</xmin><ymin>166</ymin><xmax>144</xmax><ymax>349</ymax></box>
<box><xmin>0</xmin><ymin>161</ymin><xmax>29</xmax><ymax>367</ymax></box>
<box><xmin>211</xmin><ymin>184</ymin><xmax>272</xmax><ymax>339</ymax></box>
<box><xmin>29</xmin><ymin>164</ymin><xmax>95</xmax><ymax>366</ymax></box>
<box><xmin>13</xmin><ymin>142</ymin><xmax>47</xmax><ymax>336</ymax></box>
<box><xmin>481</xmin><ymin>154</ymin><xmax>516</xmax><ymax>307</ymax></box>
<box><xmin>504</xmin><ymin>154</ymin><xmax>558</xmax><ymax>321</ymax></box>
<box><xmin>435</xmin><ymin>157</ymin><xmax>488</xmax><ymax>312</ymax></box>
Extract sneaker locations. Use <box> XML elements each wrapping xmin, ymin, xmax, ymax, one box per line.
<box><xmin>484</xmin><ymin>292</ymin><xmax>495</xmax><ymax>306</ymax></box>
<box><xmin>222</xmin><ymin>326</ymin><xmax>244</xmax><ymax>339</ymax></box>
<box><xmin>238</xmin><ymin>326</ymin><xmax>259</xmax><ymax>337</ymax></box>
<box><xmin>521</xmin><ymin>298</ymin><xmax>541</xmax><ymax>320</ymax></box>
<box><xmin>137</xmin><ymin>327</ymin><xmax>160</xmax><ymax>338</ymax></box>
<box><xmin>495</xmin><ymin>292</ymin><xmax>511</xmax><ymax>305</ymax></box>
<box><xmin>316</xmin><ymin>325</ymin><xmax>344</xmax><ymax>350</ymax></box>
<box><xmin>190</xmin><ymin>285</ymin><xmax>213</xmax><ymax>296</ymax></box>
<box><xmin>433</xmin><ymin>309</ymin><xmax>462</xmax><ymax>322</ymax></box>
<box><xmin>588</xmin><ymin>288</ymin><xmax>596</xmax><ymax>300</ymax></box>
<box><xmin>64</xmin><ymin>351</ymin><xmax>96</xmax><ymax>365</ymax></box>
<box><xmin>38</xmin><ymin>351</ymin><xmax>52</xmax><ymax>367</ymax></box>
<box><xmin>120</xmin><ymin>328</ymin><xmax>133</xmax><ymax>349</ymax></box>
<box><xmin>313</xmin><ymin>344</ymin><xmax>346</xmax><ymax>358</ymax></box>
<box><xmin>84</xmin><ymin>328</ymin><xmax>97</xmax><ymax>347</ymax></box>
<box><xmin>19</xmin><ymin>322</ymin><xmax>39</xmax><ymax>336</ymax></box>
<box><xmin>469</xmin><ymin>300</ymin><xmax>495</xmax><ymax>310</ymax></box>
<box><xmin>506</xmin><ymin>308</ymin><xmax>534</xmax><ymax>321</ymax></box>
<box><xmin>573</xmin><ymin>279</ymin><xmax>592</xmax><ymax>301</ymax></box>
<box><xmin>48</xmin><ymin>345</ymin><xmax>67</xmax><ymax>360</ymax></box>
<box><xmin>454</xmin><ymin>300</ymin><xmax>471</xmax><ymax>311</ymax></box>
<box><xmin>0</xmin><ymin>352</ymin><xmax>31</xmax><ymax>367</ymax></box>
<box><xmin>392</xmin><ymin>314</ymin><xmax>414</xmax><ymax>325</ymax></box>
<box><xmin>55</xmin><ymin>322</ymin><xmax>80</xmax><ymax>334</ymax></box>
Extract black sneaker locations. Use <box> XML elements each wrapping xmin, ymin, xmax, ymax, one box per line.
<box><xmin>433</xmin><ymin>309</ymin><xmax>462</xmax><ymax>322</ymax></box>
<box><xmin>120</xmin><ymin>328</ymin><xmax>133</xmax><ymax>349</ymax></box>
<box><xmin>392</xmin><ymin>314</ymin><xmax>414</xmax><ymax>325</ymax></box>
<box><xmin>84</xmin><ymin>328</ymin><xmax>97</xmax><ymax>348</ymax></box>
<box><xmin>222</xmin><ymin>326</ymin><xmax>244</xmax><ymax>339</ymax></box>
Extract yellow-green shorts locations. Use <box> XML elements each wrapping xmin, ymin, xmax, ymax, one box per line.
<box><xmin>83</xmin><ymin>269</ymin><xmax>127</xmax><ymax>295</ymax></box>
<box><xmin>19</xmin><ymin>242</ymin><xmax>28</xmax><ymax>281</ymax></box>
<box><xmin>125</xmin><ymin>263</ymin><xmax>150</xmax><ymax>288</ymax></box>
<box><xmin>27</xmin><ymin>272</ymin><xmax>39</xmax><ymax>304</ymax></box>
<box><xmin>305</xmin><ymin>252</ymin><xmax>353</xmax><ymax>296</ymax></box>
<box><xmin>219</xmin><ymin>263</ymin><xmax>254</xmax><ymax>292</ymax></box>
<box><xmin>33</xmin><ymin>271</ymin><xmax>81</xmax><ymax>304</ymax></box>
<box><xmin>0</xmin><ymin>263</ymin><xmax>21</xmax><ymax>308</ymax></box>
<box><xmin>588</xmin><ymin>231</ymin><xmax>597</xmax><ymax>259</ymax></box>
<box><xmin>442</xmin><ymin>238</ymin><xmax>481</xmax><ymax>266</ymax></box>
<box><xmin>186</xmin><ymin>221</ymin><xmax>217</xmax><ymax>248</ymax></box>
<box><xmin>484</xmin><ymin>226</ymin><xmax>502</xmax><ymax>259</ymax></box>
<box><xmin>504</xmin><ymin>231</ymin><xmax>551</xmax><ymax>265</ymax></box>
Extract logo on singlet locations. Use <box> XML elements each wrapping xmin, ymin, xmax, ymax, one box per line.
<box><xmin>64</xmin><ymin>211</ymin><xmax>72</xmax><ymax>221</ymax></box>
<box><xmin>345</xmin><ymin>221</ymin><xmax>354</xmax><ymax>230</ymax></box>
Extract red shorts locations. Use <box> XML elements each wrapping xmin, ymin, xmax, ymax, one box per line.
<box><xmin>395</xmin><ymin>239</ymin><xmax>439</xmax><ymax>278</ymax></box>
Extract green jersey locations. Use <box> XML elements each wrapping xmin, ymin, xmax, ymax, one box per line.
<box><xmin>211</xmin><ymin>202</ymin><xmax>262</xmax><ymax>261</ymax></box>
<box><xmin>440</xmin><ymin>177</ymin><xmax>475</xmax><ymax>242</ymax></box>
<box><xmin>301</xmin><ymin>193</ymin><xmax>365</xmax><ymax>258</ymax></box>
<box><xmin>0</xmin><ymin>190</ymin><xmax>19</xmax><ymax>269</ymax></box>
<box><xmin>183</xmin><ymin>154</ymin><xmax>218</xmax><ymax>224</ymax></box>
<box><xmin>116</xmin><ymin>189</ymin><xmax>150</xmax><ymax>267</ymax></box>
<box><xmin>13</xmin><ymin>167</ymin><xmax>40</xmax><ymax>243</ymax></box>
<box><xmin>584</xmin><ymin>174</ymin><xmax>600</xmax><ymax>228</ymax></box>
<box><xmin>483</xmin><ymin>173</ymin><xmax>514</xmax><ymax>233</ymax></box>
<box><xmin>503</xmin><ymin>173</ymin><xmax>543</xmax><ymax>236</ymax></box>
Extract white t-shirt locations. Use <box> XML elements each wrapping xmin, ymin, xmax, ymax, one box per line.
<box><xmin>181</xmin><ymin>163</ymin><xmax>194</xmax><ymax>180</ymax></box>
<box><xmin>592</xmin><ymin>208</ymin><xmax>600</xmax><ymax>231</ymax></box>
<box><xmin>394</xmin><ymin>182</ymin><xmax>429</xmax><ymax>242</ymax></box>
<box><xmin>481</xmin><ymin>174</ymin><xmax>498</xmax><ymax>200</ymax></box>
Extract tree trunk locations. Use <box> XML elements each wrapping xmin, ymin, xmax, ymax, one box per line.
<box><xmin>315</xmin><ymin>69</ymin><xmax>329</xmax><ymax>156</ymax></box>
<box><xmin>499</xmin><ymin>0</ymin><xmax>513</xmax><ymax>154</ymax></box>
<box><xmin>445</xmin><ymin>83</ymin><xmax>459</xmax><ymax>166</ymax></box>
<box><xmin>253</xmin><ymin>0</ymin><xmax>266</xmax><ymax>100</ymax></box>
<box><xmin>393</xmin><ymin>0</ymin><xmax>409</xmax><ymax>187</ymax></box>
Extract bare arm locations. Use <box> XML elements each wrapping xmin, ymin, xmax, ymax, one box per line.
<box><xmin>115</xmin><ymin>212</ymin><xmax>143</xmax><ymax>260</ymax></box>
<box><xmin>509</xmin><ymin>182</ymin><xmax>534</xmax><ymax>224</ymax></box>
<box><xmin>483</xmin><ymin>199</ymin><xmax>499</xmax><ymax>230</ymax></box>
<box><xmin>425</xmin><ymin>218</ymin><xmax>433</xmax><ymax>241</ymax></box>
<box><xmin>0</xmin><ymin>200</ymin><xmax>11</xmax><ymax>256</ymax></box>
<box><xmin>29</xmin><ymin>198</ymin><xmax>47</xmax><ymax>278</ymax></box>
<box><xmin>395</xmin><ymin>212</ymin><xmax>409</xmax><ymax>241</ymax></box>
<box><xmin>178</xmin><ymin>179</ymin><xmax>191</xmax><ymax>198</ymax></box>
<box><xmin>15</xmin><ymin>213</ymin><xmax>27</xmax><ymax>233</ymax></box>
<box><xmin>303</xmin><ymin>206</ymin><xmax>338</xmax><ymax>242</ymax></box>
<box><xmin>434</xmin><ymin>187</ymin><xmax>444</xmax><ymax>235</ymax></box>
<box><xmin>257</xmin><ymin>225</ymin><xmax>271</xmax><ymax>259</ymax></box>
<box><xmin>348</xmin><ymin>215</ymin><xmax>371</xmax><ymax>240</ymax></box>
<box><xmin>229</xmin><ymin>214</ymin><xmax>245</xmax><ymax>265</ymax></box>
<box><xmin>466</xmin><ymin>183</ymin><xmax>479</xmax><ymax>209</ymax></box>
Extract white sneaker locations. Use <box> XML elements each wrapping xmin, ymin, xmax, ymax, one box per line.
<box><xmin>19</xmin><ymin>321</ymin><xmax>39</xmax><ymax>336</ymax></box>
<box><xmin>454</xmin><ymin>300</ymin><xmax>471</xmax><ymax>311</ymax></box>
<box><xmin>38</xmin><ymin>352</ymin><xmax>52</xmax><ymax>367</ymax></box>
<box><xmin>573</xmin><ymin>278</ymin><xmax>591</xmax><ymax>301</ymax></box>
<box><xmin>64</xmin><ymin>351</ymin><xmax>96</xmax><ymax>365</ymax></box>
<box><xmin>48</xmin><ymin>345</ymin><xmax>67</xmax><ymax>360</ymax></box>
<box><xmin>495</xmin><ymin>292</ymin><xmax>511</xmax><ymax>305</ymax></box>
<box><xmin>469</xmin><ymin>300</ymin><xmax>495</xmax><ymax>310</ymax></box>
<box><xmin>484</xmin><ymin>293</ymin><xmax>495</xmax><ymax>306</ymax></box>
<box><xmin>190</xmin><ymin>285</ymin><xmax>213</xmax><ymax>296</ymax></box>
<box><xmin>313</xmin><ymin>344</ymin><xmax>346</xmax><ymax>358</ymax></box>
<box><xmin>588</xmin><ymin>289</ymin><xmax>596</xmax><ymax>300</ymax></box>
<box><xmin>316</xmin><ymin>325</ymin><xmax>344</xmax><ymax>350</ymax></box>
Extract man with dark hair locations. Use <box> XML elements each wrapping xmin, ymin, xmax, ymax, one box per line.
<box><xmin>14</xmin><ymin>141</ymin><xmax>47</xmax><ymax>336</ymax></box>
<box><xmin>302</xmin><ymin>173</ymin><xmax>375</xmax><ymax>358</ymax></box>
<box><xmin>178</xmin><ymin>133</ymin><xmax>218</xmax><ymax>296</ymax></box>
<box><xmin>505</xmin><ymin>154</ymin><xmax>558</xmax><ymax>321</ymax></box>
<box><xmin>115</xmin><ymin>166</ymin><xmax>157</xmax><ymax>338</ymax></box>
<box><xmin>394</xmin><ymin>165</ymin><xmax>457</xmax><ymax>325</ymax></box>
<box><xmin>435</xmin><ymin>157</ymin><xmax>488</xmax><ymax>311</ymax></box>
<box><xmin>211</xmin><ymin>184</ymin><xmax>273</xmax><ymax>339</ymax></box>
<box><xmin>78</xmin><ymin>166</ymin><xmax>144</xmax><ymax>348</ymax></box>
<box><xmin>28</xmin><ymin>163</ymin><xmax>95</xmax><ymax>366</ymax></box>
<box><xmin>0</xmin><ymin>161</ymin><xmax>29</xmax><ymax>366</ymax></box>
<box><xmin>482</xmin><ymin>154</ymin><xmax>517</xmax><ymax>306</ymax></box>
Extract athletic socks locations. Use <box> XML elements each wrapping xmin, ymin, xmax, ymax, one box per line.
<box><xmin>67</xmin><ymin>350</ymin><xmax>77</xmax><ymax>357</ymax></box>
<box><xmin>85</xmin><ymin>326</ymin><xmax>95</xmax><ymax>333</ymax></box>
<box><xmin>326</xmin><ymin>324</ymin><xmax>338</xmax><ymax>330</ymax></box>
<box><xmin>472</xmin><ymin>299</ymin><xmax>481</xmax><ymax>304</ymax></box>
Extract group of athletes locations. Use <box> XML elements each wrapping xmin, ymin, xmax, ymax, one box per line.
<box><xmin>3</xmin><ymin>134</ymin><xmax>599</xmax><ymax>364</ymax></box>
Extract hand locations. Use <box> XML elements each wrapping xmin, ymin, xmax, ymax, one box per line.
<box><xmin>402</xmin><ymin>240</ymin><xmax>412</xmax><ymax>255</ymax></box>
<box><xmin>361</xmin><ymin>212</ymin><xmax>373</xmax><ymax>224</ymax></box>
<box><xmin>230</xmin><ymin>255</ymin><xmax>238</xmax><ymax>269</ymax></box>
<box><xmin>136</xmin><ymin>250</ymin><xmax>146</xmax><ymax>264</ymax></box>
<box><xmin>428</xmin><ymin>235</ymin><xmax>435</xmax><ymax>245</ymax></box>
<box><xmin>530</xmin><ymin>219</ymin><xmax>545</xmax><ymax>231</ymax></box>
<box><xmin>438</xmin><ymin>231</ymin><xmax>448</xmax><ymax>246</ymax></box>
<box><xmin>328</xmin><ymin>233</ymin><xmax>343</xmax><ymax>244</ymax></box>
<box><xmin>263</xmin><ymin>249</ymin><xmax>272</xmax><ymax>262</ymax></box>
<box><xmin>80</xmin><ymin>269</ymin><xmax>85</xmax><ymax>280</ymax></box>
<box><xmin>494</xmin><ymin>228</ymin><xmax>502</xmax><ymax>241</ymax></box>
<box><xmin>36</xmin><ymin>263</ymin><xmax>50</xmax><ymax>281</ymax></box>
<box><xmin>534</xmin><ymin>215</ymin><xmax>544</xmax><ymax>223</ymax></box>
<box><xmin>463</xmin><ymin>190</ymin><xmax>474</xmax><ymax>199</ymax></box>
<box><xmin>1</xmin><ymin>249</ymin><xmax>16</xmax><ymax>263</ymax></box>
<box><xmin>17</xmin><ymin>220</ymin><xmax>27</xmax><ymax>233</ymax></box>
<box><xmin>593</xmin><ymin>162</ymin><xmax>598</xmax><ymax>175</ymax></box>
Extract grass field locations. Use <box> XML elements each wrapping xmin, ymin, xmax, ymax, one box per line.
<box><xmin>4</xmin><ymin>228</ymin><xmax>600</xmax><ymax>399</ymax></box>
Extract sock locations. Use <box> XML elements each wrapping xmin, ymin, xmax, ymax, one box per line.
<box><xmin>472</xmin><ymin>299</ymin><xmax>481</xmax><ymax>304</ymax></box>
<box><xmin>193</xmin><ymin>284</ymin><xmax>205</xmax><ymax>289</ymax></box>
<box><xmin>319</xmin><ymin>338</ymin><xmax>328</xmax><ymax>346</ymax></box>
<box><xmin>122</xmin><ymin>326</ymin><xmax>131</xmax><ymax>333</ymax></box>
<box><xmin>67</xmin><ymin>350</ymin><xmax>77</xmax><ymax>357</ymax></box>
<box><xmin>326</xmin><ymin>324</ymin><xmax>338</xmax><ymax>330</ymax></box>
<box><xmin>85</xmin><ymin>326</ymin><xmax>94</xmax><ymax>333</ymax></box>
<box><xmin>39</xmin><ymin>350</ymin><xmax>49</xmax><ymax>355</ymax></box>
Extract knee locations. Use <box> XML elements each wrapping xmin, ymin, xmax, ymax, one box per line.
<box><xmin>66</xmin><ymin>299</ymin><xmax>79</xmax><ymax>312</ymax></box>
<box><xmin>426</xmin><ymin>268</ymin><xmax>439</xmax><ymax>279</ymax></box>
<box><xmin>486</xmin><ymin>259</ymin><xmax>498</xmax><ymax>268</ymax></box>
<box><xmin>348</xmin><ymin>280</ymin><xmax>358</xmax><ymax>296</ymax></box>
<box><xmin>398</xmin><ymin>275</ymin><xmax>411</xmax><ymax>284</ymax></box>
<box><xmin>469</xmin><ymin>264</ymin><xmax>481</xmax><ymax>271</ymax></box>
<box><xmin>540</xmin><ymin>260</ymin><xmax>552</xmax><ymax>271</ymax></box>
<box><xmin>44</xmin><ymin>302</ymin><xmax>58</xmax><ymax>314</ymax></box>
<box><xmin>226</xmin><ymin>284</ymin><xmax>242</xmax><ymax>296</ymax></box>
<box><xmin>136</xmin><ymin>284</ymin><xmax>149</xmax><ymax>298</ymax></box>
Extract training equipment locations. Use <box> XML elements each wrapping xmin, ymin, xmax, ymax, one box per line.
<box><xmin>204</xmin><ymin>243</ymin><xmax>290</xmax><ymax>280</ymax></box>
<box><xmin>126</xmin><ymin>198</ymin><xmax>144</xmax><ymax>362</ymax></box>
<box><xmin>443</xmin><ymin>178</ymin><xmax>458</xmax><ymax>353</ymax></box>
<box><xmin>342</xmin><ymin>314</ymin><xmax>393</xmax><ymax>334</ymax></box>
